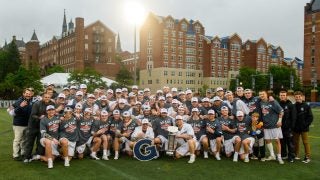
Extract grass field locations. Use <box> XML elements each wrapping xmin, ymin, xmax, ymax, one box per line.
<box><xmin>0</xmin><ymin>108</ymin><xmax>319</xmax><ymax>180</ymax></box>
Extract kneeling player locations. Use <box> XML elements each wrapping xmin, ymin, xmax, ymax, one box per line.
<box><xmin>205</xmin><ymin>110</ymin><xmax>223</xmax><ymax>160</ymax></box>
<box><xmin>59</xmin><ymin>107</ymin><xmax>78</xmax><ymax>167</ymax></box>
<box><xmin>131</xmin><ymin>119</ymin><xmax>155</xmax><ymax>150</ymax></box>
<box><xmin>174</xmin><ymin>115</ymin><xmax>197</xmax><ymax>163</ymax></box>
<box><xmin>39</xmin><ymin>105</ymin><xmax>60</xmax><ymax>168</ymax></box>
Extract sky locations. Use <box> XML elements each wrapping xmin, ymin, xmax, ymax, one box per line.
<box><xmin>0</xmin><ymin>0</ymin><xmax>310</xmax><ymax>58</ymax></box>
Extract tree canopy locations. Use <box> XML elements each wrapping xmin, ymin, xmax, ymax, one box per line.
<box><xmin>68</xmin><ymin>68</ymin><xmax>107</xmax><ymax>92</ymax></box>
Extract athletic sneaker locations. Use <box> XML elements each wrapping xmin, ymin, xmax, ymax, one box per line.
<box><xmin>278</xmin><ymin>158</ymin><xmax>284</xmax><ymax>164</ymax></box>
<box><xmin>302</xmin><ymin>157</ymin><xmax>311</xmax><ymax>164</ymax></box>
<box><xmin>233</xmin><ymin>154</ymin><xmax>238</xmax><ymax>162</ymax></box>
<box><xmin>250</xmin><ymin>155</ymin><xmax>258</xmax><ymax>160</ymax></box>
<box><xmin>32</xmin><ymin>155</ymin><xmax>41</xmax><ymax>161</ymax></box>
<box><xmin>102</xmin><ymin>155</ymin><xmax>109</xmax><ymax>161</ymax></box>
<box><xmin>114</xmin><ymin>154</ymin><xmax>119</xmax><ymax>160</ymax></box>
<box><xmin>244</xmin><ymin>157</ymin><xmax>250</xmax><ymax>163</ymax></box>
<box><xmin>260</xmin><ymin>158</ymin><xmax>266</xmax><ymax>162</ymax></box>
<box><xmin>48</xmin><ymin>159</ymin><xmax>53</xmax><ymax>169</ymax></box>
<box><xmin>203</xmin><ymin>151</ymin><xmax>208</xmax><ymax>159</ymax></box>
<box><xmin>90</xmin><ymin>153</ymin><xmax>100</xmax><ymax>160</ymax></box>
<box><xmin>295</xmin><ymin>157</ymin><xmax>300</xmax><ymax>160</ymax></box>
<box><xmin>215</xmin><ymin>154</ymin><xmax>221</xmax><ymax>161</ymax></box>
<box><xmin>265</xmin><ymin>155</ymin><xmax>276</xmax><ymax>161</ymax></box>
<box><xmin>64</xmin><ymin>158</ymin><xmax>70</xmax><ymax>167</ymax></box>
<box><xmin>282</xmin><ymin>156</ymin><xmax>288</xmax><ymax>160</ymax></box>
<box><xmin>188</xmin><ymin>154</ymin><xmax>196</xmax><ymax>164</ymax></box>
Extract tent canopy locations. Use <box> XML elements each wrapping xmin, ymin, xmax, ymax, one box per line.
<box><xmin>40</xmin><ymin>73</ymin><xmax>116</xmax><ymax>87</ymax></box>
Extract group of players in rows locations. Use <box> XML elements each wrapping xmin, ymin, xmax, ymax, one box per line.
<box><xmin>10</xmin><ymin>84</ymin><xmax>313</xmax><ymax>168</ymax></box>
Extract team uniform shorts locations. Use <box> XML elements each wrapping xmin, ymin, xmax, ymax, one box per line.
<box><xmin>175</xmin><ymin>138</ymin><xmax>189</xmax><ymax>156</ymax></box>
<box><xmin>59</xmin><ymin>138</ymin><xmax>76</xmax><ymax>157</ymax></box>
<box><xmin>119</xmin><ymin>137</ymin><xmax>132</xmax><ymax>152</ymax></box>
<box><xmin>239</xmin><ymin>137</ymin><xmax>255</xmax><ymax>154</ymax></box>
<box><xmin>264</xmin><ymin>127</ymin><xmax>283</xmax><ymax>140</ymax></box>
<box><xmin>196</xmin><ymin>135</ymin><xmax>207</xmax><ymax>150</ymax></box>
<box><xmin>156</xmin><ymin>135</ymin><xmax>168</xmax><ymax>150</ymax></box>
<box><xmin>76</xmin><ymin>136</ymin><xmax>93</xmax><ymax>154</ymax></box>
<box><xmin>40</xmin><ymin>137</ymin><xmax>60</xmax><ymax>156</ymax></box>
<box><xmin>223</xmin><ymin>135</ymin><xmax>240</xmax><ymax>154</ymax></box>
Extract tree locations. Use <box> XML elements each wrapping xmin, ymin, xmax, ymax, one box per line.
<box><xmin>0</xmin><ymin>40</ymin><xmax>21</xmax><ymax>82</ymax></box>
<box><xmin>115</xmin><ymin>66</ymin><xmax>133</xmax><ymax>87</ymax></box>
<box><xmin>198</xmin><ymin>84</ymin><xmax>209</xmax><ymax>97</ymax></box>
<box><xmin>68</xmin><ymin>68</ymin><xmax>107</xmax><ymax>92</ymax></box>
<box><xmin>0</xmin><ymin>65</ymin><xmax>43</xmax><ymax>99</ymax></box>
<box><xmin>45</xmin><ymin>64</ymin><xmax>65</xmax><ymax>75</ymax></box>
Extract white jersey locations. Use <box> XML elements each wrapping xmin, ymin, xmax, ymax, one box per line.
<box><xmin>131</xmin><ymin>126</ymin><xmax>154</xmax><ymax>140</ymax></box>
<box><xmin>177</xmin><ymin>123</ymin><xmax>196</xmax><ymax>140</ymax></box>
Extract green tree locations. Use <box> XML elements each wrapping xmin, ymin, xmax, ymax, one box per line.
<box><xmin>68</xmin><ymin>68</ymin><xmax>107</xmax><ymax>92</ymax></box>
<box><xmin>0</xmin><ymin>65</ymin><xmax>42</xmax><ymax>99</ymax></box>
<box><xmin>116</xmin><ymin>66</ymin><xmax>133</xmax><ymax>87</ymax></box>
<box><xmin>0</xmin><ymin>40</ymin><xmax>21</xmax><ymax>82</ymax></box>
<box><xmin>45</xmin><ymin>64</ymin><xmax>65</xmax><ymax>75</ymax></box>
<box><xmin>199</xmin><ymin>84</ymin><xmax>209</xmax><ymax>97</ymax></box>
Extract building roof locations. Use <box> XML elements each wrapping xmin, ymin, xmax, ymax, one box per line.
<box><xmin>15</xmin><ymin>39</ymin><xmax>25</xmax><ymax>48</ymax></box>
<box><xmin>30</xmin><ymin>30</ymin><xmax>39</xmax><ymax>42</ymax></box>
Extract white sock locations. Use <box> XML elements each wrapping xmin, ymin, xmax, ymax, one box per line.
<box><xmin>277</xmin><ymin>154</ymin><xmax>282</xmax><ymax>159</ymax></box>
<box><xmin>65</xmin><ymin>157</ymin><xmax>69</xmax><ymax>161</ymax></box>
<box><xmin>103</xmin><ymin>150</ymin><xmax>107</xmax><ymax>156</ymax></box>
<box><xmin>266</xmin><ymin>143</ymin><xmax>275</xmax><ymax>157</ymax></box>
<box><xmin>107</xmin><ymin>150</ymin><xmax>110</xmax><ymax>155</ymax></box>
<box><xmin>48</xmin><ymin>158</ymin><xmax>52</xmax><ymax>162</ymax></box>
<box><xmin>245</xmin><ymin>154</ymin><xmax>249</xmax><ymax>159</ymax></box>
<box><xmin>234</xmin><ymin>152</ymin><xmax>239</xmax><ymax>157</ymax></box>
<box><xmin>115</xmin><ymin>151</ymin><xmax>119</xmax><ymax>156</ymax></box>
<box><xmin>91</xmin><ymin>152</ymin><xmax>96</xmax><ymax>156</ymax></box>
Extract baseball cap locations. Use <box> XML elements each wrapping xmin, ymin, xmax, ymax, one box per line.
<box><xmin>166</xmin><ymin>93</ymin><xmax>173</xmax><ymax>98</ymax></box>
<box><xmin>113</xmin><ymin>109</ymin><xmax>120</xmax><ymax>115</ymax></box>
<box><xmin>176</xmin><ymin>115</ymin><xmax>183</xmax><ymax>120</ymax></box>
<box><xmin>132</xmin><ymin>85</ymin><xmax>138</xmax><ymax>90</ymax></box>
<box><xmin>143</xmin><ymin>105</ymin><xmax>151</xmax><ymax>111</ymax></box>
<box><xmin>46</xmin><ymin>105</ymin><xmax>55</xmax><ymax>111</ymax></box>
<box><xmin>206</xmin><ymin>89</ymin><xmax>212</xmax><ymax>93</ymax></box>
<box><xmin>192</xmin><ymin>108</ymin><xmax>199</xmax><ymax>112</ymax></box>
<box><xmin>216</xmin><ymin>87</ymin><xmax>224</xmax><ymax>92</ymax></box>
<box><xmin>186</xmin><ymin>89</ymin><xmax>192</xmax><ymax>94</ymax></box>
<box><xmin>141</xmin><ymin>118</ymin><xmax>149</xmax><ymax>124</ymax></box>
<box><xmin>191</xmin><ymin>97</ymin><xmax>198</xmax><ymax>102</ymax></box>
<box><xmin>208</xmin><ymin>109</ymin><xmax>215</xmax><ymax>115</ymax></box>
<box><xmin>178</xmin><ymin>106</ymin><xmax>185</xmax><ymax>110</ymax></box>
<box><xmin>172</xmin><ymin>99</ymin><xmax>180</xmax><ymax>104</ymax></box>
<box><xmin>221</xmin><ymin>106</ymin><xmax>229</xmax><ymax>110</ymax></box>
<box><xmin>100</xmin><ymin>95</ymin><xmax>107</xmax><ymax>100</ymax></box>
<box><xmin>236</xmin><ymin>111</ymin><xmax>244</xmax><ymax>117</ymax></box>
<box><xmin>123</xmin><ymin>111</ymin><xmax>131</xmax><ymax>117</ymax></box>
<box><xmin>76</xmin><ymin>91</ymin><xmax>83</xmax><ymax>96</ymax></box>
<box><xmin>80</xmin><ymin>84</ymin><xmax>87</xmax><ymax>89</ymax></box>
<box><xmin>237</xmin><ymin>87</ymin><xmax>244</xmax><ymax>91</ymax></box>
<box><xmin>244</xmin><ymin>89</ymin><xmax>252</xmax><ymax>93</ymax></box>
<box><xmin>158</xmin><ymin>96</ymin><xmax>165</xmax><ymax>101</ymax></box>
<box><xmin>107</xmin><ymin>89</ymin><xmax>114</xmax><ymax>94</ymax></box>
<box><xmin>58</xmin><ymin>93</ymin><xmax>66</xmax><ymax>99</ymax></box>
<box><xmin>118</xmin><ymin>98</ymin><xmax>126</xmax><ymax>104</ymax></box>
<box><xmin>64</xmin><ymin>107</ymin><xmax>73</xmax><ymax>112</ymax></box>
<box><xmin>212</xmin><ymin>96</ymin><xmax>222</xmax><ymax>102</ymax></box>
<box><xmin>122</xmin><ymin>88</ymin><xmax>128</xmax><ymax>92</ymax></box>
<box><xmin>46</xmin><ymin>82</ymin><xmax>54</xmax><ymax>87</ymax></box>
<box><xmin>75</xmin><ymin>103</ymin><xmax>82</xmax><ymax>109</ymax></box>
<box><xmin>129</xmin><ymin>92</ymin><xmax>136</xmax><ymax>97</ymax></box>
<box><xmin>160</xmin><ymin>108</ymin><xmax>168</xmax><ymax>114</ymax></box>
<box><xmin>135</xmin><ymin>101</ymin><xmax>142</xmax><ymax>105</ymax></box>
<box><xmin>138</xmin><ymin>90</ymin><xmax>144</xmax><ymax>95</ymax></box>
<box><xmin>63</xmin><ymin>87</ymin><xmax>69</xmax><ymax>91</ymax></box>
<box><xmin>84</xmin><ymin>108</ymin><xmax>92</xmax><ymax>113</ymax></box>
<box><xmin>171</xmin><ymin>87</ymin><xmax>178</xmax><ymax>92</ymax></box>
<box><xmin>202</xmin><ymin>97</ymin><xmax>210</xmax><ymax>102</ymax></box>
<box><xmin>70</xmin><ymin>85</ymin><xmax>77</xmax><ymax>90</ymax></box>
<box><xmin>225</xmin><ymin>91</ymin><xmax>233</xmax><ymax>96</ymax></box>
<box><xmin>156</xmin><ymin>90</ymin><xmax>163</xmax><ymax>94</ymax></box>
<box><xmin>178</xmin><ymin>91</ymin><xmax>186</xmax><ymax>95</ymax></box>
<box><xmin>116</xmin><ymin>88</ymin><xmax>122</xmax><ymax>93</ymax></box>
<box><xmin>101</xmin><ymin>110</ymin><xmax>108</xmax><ymax>116</ymax></box>
<box><xmin>144</xmin><ymin>88</ymin><xmax>150</xmax><ymax>92</ymax></box>
<box><xmin>87</xmin><ymin>94</ymin><xmax>95</xmax><ymax>99</ymax></box>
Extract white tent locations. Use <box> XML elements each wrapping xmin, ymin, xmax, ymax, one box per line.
<box><xmin>41</xmin><ymin>73</ymin><xmax>116</xmax><ymax>87</ymax></box>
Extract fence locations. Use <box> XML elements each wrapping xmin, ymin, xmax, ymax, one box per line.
<box><xmin>0</xmin><ymin>100</ymin><xmax>15</xmax><ymax>108</ymax></box>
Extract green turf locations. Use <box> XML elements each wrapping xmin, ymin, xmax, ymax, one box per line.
<box><xmin>0</xmin><ymin>108</ymin><xmax>319</xmax><ymax>180</ymax></box>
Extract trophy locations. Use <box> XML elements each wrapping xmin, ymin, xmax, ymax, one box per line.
<box><xmin>166</xmin><ymin>126</ymin><xmax>178</xmax><ymax>156</ymax></box>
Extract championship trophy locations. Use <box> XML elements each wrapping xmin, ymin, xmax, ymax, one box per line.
<box><xmin>166</xmin><ymin>126</ymin><xmax>178</xmax><ymax>156</ymax></box>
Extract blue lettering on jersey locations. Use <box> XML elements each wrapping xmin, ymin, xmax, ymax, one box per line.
<box><xmin>133</xmin><ymin>139</ymin><xmax>158</xmax><ymax>161</ymax></box>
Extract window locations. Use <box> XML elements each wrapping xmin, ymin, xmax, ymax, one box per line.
<box><xmin>148</xmin><ymin>80</ymin><xmax>152</xmax><ymax>84</ymax></box>
<box><xmin>164</xmin><ymin>71</ymin><xmax>168</xmax><ymax>76</ymax></box>
<box><xmin>85</xmin><ymin>44</ymin><xmax>88</xmax><ymax>50</ymax></box>
<box><xmin>108</xmin><ymin>46</ymin><xmax>112</xmax><ymax>53</ymax></box>
<box><xmin>85</xmin><ymin>35</ymin><xmax>88</xmax><ymax>39</ymax></box>
<box><xmin>171</xmin><ymin>71</ymin><xmax>175</xmax><ymax>76</ymax></box>
<box><xmin>246</xmin><ymin>44</ymin><xmax>250</xmax><ymax>50</ymax></box>
<box><xmin>195</xmin><ymin>24</ymin><xmax>201</xmax><ymax>33</ymax></box>
<box><xmin>181</xmin><ymin>22</ymin><xmax>187</xmax><ymax>31</ymax></box>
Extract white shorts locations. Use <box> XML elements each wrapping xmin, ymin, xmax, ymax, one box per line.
<box><xmin>76</xmin><ymin>137</ymin><xmax>93</xmax><ymax>154</ymax></box>
<box><xmin>196</xmin><ymin>135</ymin><xmax>207</xmax><ymax>150</ymax></box>
<box><xmin>119</xmin><ymin>137</ymin><xmax>132</xmax><ymax>152</ymax></box>
<box><xmin>176</xmin><ymin>138</ymin><xmax>189</xmax><ymax>156</ymax></box>
<box><xmin>209</xmin><ymin>139</ymin><xmax>219</xmax><ymax>152</ymax></box>
<box><xmin>40</xmin><ymin>138</ymin><xmax>59</xmax><ymax>156</ymax></box>
<box><xmin>239</xmin><ymin>137</ymin><xmax>255</xmax><ymax>154</ymax></box>
<box><xmin>59</xmin><ymin>138</ymin><xmax>76</xmax><ymax>157</ymax></box>
<box><xmin>223</xmin><ymin>136</ymin><xmax>240</xmax><ymax>154</ymax></box>
<box><xmin>264</xmin><ymin>128</ymin><xmax>283</xmax><ymax>140</ymax></box>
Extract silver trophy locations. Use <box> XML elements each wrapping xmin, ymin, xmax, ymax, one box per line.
<box><xmin>166</xmin><ymin>126</ymin><xmax>178</xmax><ymax>156</ymax></box>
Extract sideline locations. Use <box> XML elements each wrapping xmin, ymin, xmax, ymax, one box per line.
<box><xmin>92</xmin><ymin>160</ymin><xmax>138</xmax><ymax>180</ymax></box>
<box><xmin>309</xmin><ymin>136</ymin><xmax>320</xmax><ymax>139</ymax></box>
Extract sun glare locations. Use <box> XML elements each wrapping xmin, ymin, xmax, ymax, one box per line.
<box><xmin>124</xmin><ymin>1</ymin><xmax>146</xmax><ymax>25</ymax></box>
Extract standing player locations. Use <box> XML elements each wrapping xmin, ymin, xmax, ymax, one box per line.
<box><xmin>39</xmin><ymin>105</ymin><xmax>60</xmax><ymax>168</ymax></box>
<box><xmin>174</xmin><ymin>115</ymin><xmax>197</xmax><ymax>164</ymax></box>
<box><xmin>205</xmin><ymin>110</ymin><xmax>223</xmax><ymax>160</ymax></box>
<box><xmin>59</xmin><ymin>107</ymin><xmax>78</xmax><ymax>167</ymax></box>
<box><xmin>258</xmin><ymin>90</ymin><xmax>284</xmax><ymax>164</ymax></box>
<box><xmin>187</xmin><ymin>108</ymin><xmax>209</xmax><ymax>158</ymax></box>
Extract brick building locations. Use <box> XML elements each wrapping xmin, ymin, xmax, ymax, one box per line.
<box><xmin>304</xmin><ymin>0</ymin><xmax>320</xmax><ymax>86</ymax></box>
<box><xmin>38</xmin><ymin>11</ymin><xmax>120</xmax><ymax>79</ymax></box>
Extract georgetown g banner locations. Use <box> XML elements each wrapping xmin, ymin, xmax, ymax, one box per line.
<box><xmin>133</xmin><ymin>139</ymin><xmax>158</xmax><ymax>161</ymax></box>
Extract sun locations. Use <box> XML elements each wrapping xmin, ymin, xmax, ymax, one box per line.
<box><xmin>124</xmin><ymin>1</ymin><xmax>146</xmax><ymax>25</ymax></box>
